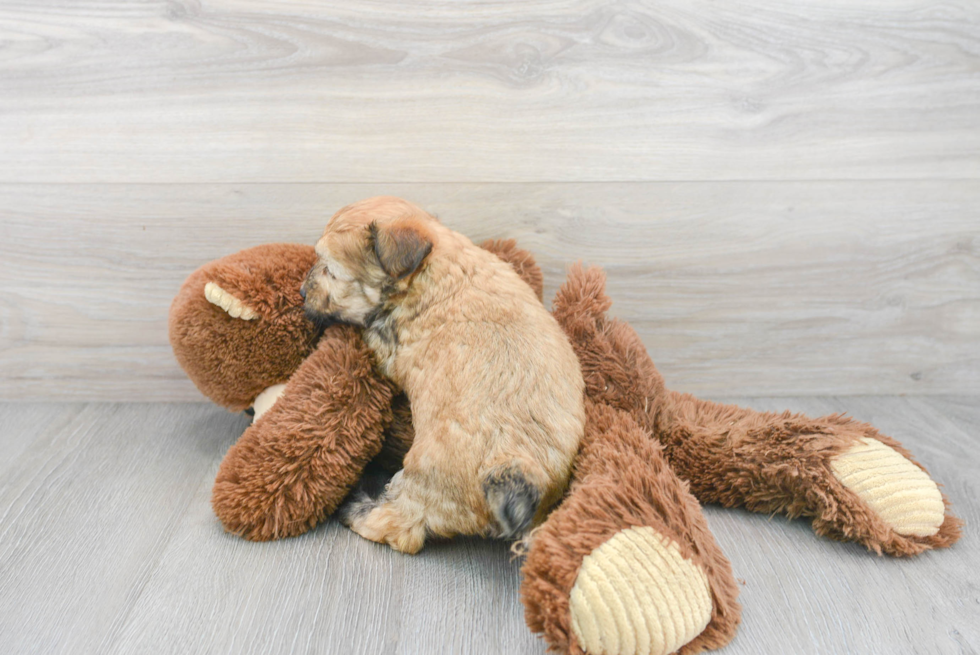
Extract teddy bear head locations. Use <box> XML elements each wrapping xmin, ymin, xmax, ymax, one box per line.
<box><xmin>168</xmin><ymin>243</ymin><xmax>320</xmax><ymax>411</ymax></box>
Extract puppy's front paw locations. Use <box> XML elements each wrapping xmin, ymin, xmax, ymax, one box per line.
<box><xmin>349</xmin><ymin>504</ymin><xmax>426</xmax><ymax>555</ymax></box>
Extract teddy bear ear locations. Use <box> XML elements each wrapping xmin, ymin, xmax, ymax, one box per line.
<box><xmin>552</xmin><ymin>264</ymin><xmax>613</xmax><ymax>330</ymax></box>
<box><xmin>369</xmin><ymin>217</ymin><xmax>434</xmax><ymax>280</ymax></box>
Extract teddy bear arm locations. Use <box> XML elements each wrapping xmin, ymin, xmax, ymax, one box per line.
<box><xmin>654</xmin><ymin>390</ymin><xmax>962</xmax><ymax>556</ymax></box>
<box><xmin>521</xmin><ymin>401</ymin><xmax>741</xmax><ymax>655</ymax></box>
<box><xmin>212</xmin><ymin>325</ymin><xmax>397</xmax><ymax>540</ymax></box>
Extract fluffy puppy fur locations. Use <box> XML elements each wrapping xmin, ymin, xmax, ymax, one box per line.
<box><xmin>301</xmin><ymin>197</ymin><xmax>586</xmax><ymax>554</ymax></box>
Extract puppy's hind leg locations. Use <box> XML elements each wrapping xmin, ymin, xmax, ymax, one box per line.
<box><xmin>342</xmin><ymin>469</ymin><xmax>428</xmax><ymax>554</ymax></box>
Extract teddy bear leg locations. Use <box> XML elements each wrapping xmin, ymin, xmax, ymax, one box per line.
<box><xmin>522</xmin><ymin>403</ymin><xmax>741</xmax><ymax>655</ymax></box>
<box><xmin>657</xmin><ymin>391</ymin><xmax>962</xmax><ymax>556</ymax></box>
<box><xmin>212</xmin><ymin>326</ymin><xmax>397</xmax><ymax>541</ymax></box>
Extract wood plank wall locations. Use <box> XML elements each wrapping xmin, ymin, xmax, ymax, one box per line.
<box><xmin>0</xmin><ymin>1</ymin><xmax>977</xmax><ymax>400</ymax></box>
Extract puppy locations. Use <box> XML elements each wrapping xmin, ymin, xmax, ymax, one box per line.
<box><xmin>301</xmin><ymin>197</ymin><xmax>585</xmax><ymax>554</ymax></box>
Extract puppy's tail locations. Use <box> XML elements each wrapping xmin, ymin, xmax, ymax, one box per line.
<box><xmin>482</xmin><ymin>464</ymin><xmax>543</xmax><ymax>539</ymax></box>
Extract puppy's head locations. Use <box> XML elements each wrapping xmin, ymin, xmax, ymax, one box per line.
<box><xmin>302</xmin><ymin>196</ymin><xmax>436</xmax><ymax>327</ymax></box>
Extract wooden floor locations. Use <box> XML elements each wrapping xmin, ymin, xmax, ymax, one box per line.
<box><xmin>0</xmin><ymin>396</ymin><xmax>976</xmax><ymax>655</ymax></box>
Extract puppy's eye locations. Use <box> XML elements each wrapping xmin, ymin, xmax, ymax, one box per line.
<box><xmin>322</xmin><ymin>267</ymin><xmax>335</xmax><ymax>280</ymax></box>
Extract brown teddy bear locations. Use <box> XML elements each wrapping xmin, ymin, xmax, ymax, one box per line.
<box><xmin>169</xmin><ymin>240</ymin><xmax>961</xmax><ymax>655</ymax></box>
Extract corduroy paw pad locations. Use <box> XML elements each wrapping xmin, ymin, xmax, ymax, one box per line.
<box><xmin>830</xmin><ymin>437</ymin><xmax>945</xmax><ymax>537</ymax></box>
<box><xmin>569</xmin><ymin>526</ymin><xmax>713</xmax><ymax>655</ymax></box>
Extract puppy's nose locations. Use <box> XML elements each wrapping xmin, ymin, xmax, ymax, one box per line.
<box><xmin>299</xmin><ymin>286</ymin><xmax>307</xmax><ymax>300</ymax></box>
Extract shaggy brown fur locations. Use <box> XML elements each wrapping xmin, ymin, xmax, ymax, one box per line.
<box><xmin>548</xmin><ymin>265</ymin><xmax>961</xmax><ymax>558</ymax></box>
<box><xmin>170</xmin><ymin>238</ymin><xmax>961</xmax><ymax>653</ymax></box>
<box><xmin>212</xmin><ymin>325</ymin><xmax>397</xmax><ymax>539</ymax></box>
<box><xmin>520</xmin><ymin>402</ymin><xmax>741</xmax><ymax>654</ymax></box>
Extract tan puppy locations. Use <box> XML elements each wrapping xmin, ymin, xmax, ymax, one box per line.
<box><xmin>301</xmin><ymin>197</ymin><xmax>585</xmax><ymax>554</ymax></box>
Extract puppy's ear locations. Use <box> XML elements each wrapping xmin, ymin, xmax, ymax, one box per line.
<box><xmin>370</xmin><ymin>218</ymin><xmax>433</xmax><ymax>280</ymax></box>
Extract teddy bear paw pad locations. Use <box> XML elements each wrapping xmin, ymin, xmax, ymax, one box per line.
<box><xmin>569</xmin><ymin>526</ymin><xmax>713</xmax><ymax>655</ymax></box>
<box><xmin>830</xmin><ymin>437</ymin><xmax>944</xmax><ymax>537</ymax></box>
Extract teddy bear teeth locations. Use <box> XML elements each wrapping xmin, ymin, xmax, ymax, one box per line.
<box><xmin>204</xmin><ymin>282</ymin><xmax>259</xmax><ymax>321</ymax></box>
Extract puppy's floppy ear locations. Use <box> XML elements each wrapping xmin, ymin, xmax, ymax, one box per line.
<box><xmin>370</xmin><ymin>218</ymin><xmax>433</xmax><ymax>280</ymax></box>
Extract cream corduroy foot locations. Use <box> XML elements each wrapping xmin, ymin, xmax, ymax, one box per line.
<box><xmin>831</xmin><ymin>437</ymin><xmax>944</xmax><ymax>537</ymax></box>
<box><xmin>569</xmin><ymin>526</ymin><xmax>713</xmax><ymax>655</ymax></box>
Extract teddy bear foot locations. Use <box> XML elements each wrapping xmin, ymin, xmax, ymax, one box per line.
<box><xmin>830</xmin><ymin>437</ymin><xmax>945</xmax><ymax>538</ymax></box>
<box><xmin>522</xmin><ymin>403</ymin><xmax>740</xmax><ymax>655</ymax></box>
<box><xmin>568</xmin><ymin>526</ymin><xmax>713</xmax><ymax>655</ymax></box>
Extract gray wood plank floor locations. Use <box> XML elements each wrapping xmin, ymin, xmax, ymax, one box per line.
<box><xmin>0</xmin><ymin>397</ymin><xmax>976</xmax><ymax>655</ymax></box>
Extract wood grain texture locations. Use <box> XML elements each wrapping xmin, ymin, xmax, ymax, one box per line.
<box><xmin>0</xmin><ymin>403</ymin><xmax>248</xmax><ymax>654</ymax></box>
<box><xmin>1</xmin><ymin>182</ymin><xmax>977</xmax><ymax>400</ymax></box>
<box><xmin>0</xmin><ymin>1</ymin><xmax>978</xmax><ymax>183</ymax></box>
<box><xmin>0</xmin><ymin>399</ymin><xmax>975</xmax><ymax>654</ymax></box>
<box><xmin>0</xmin><ymin>402</ymin><xmax>84</xmax><ymax>478</ymax></box>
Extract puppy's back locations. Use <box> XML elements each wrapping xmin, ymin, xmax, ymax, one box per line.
<box><xmin>399</xmin><ymin>241</ymin><xmax>586</xmax><ymax>535</ymax></box>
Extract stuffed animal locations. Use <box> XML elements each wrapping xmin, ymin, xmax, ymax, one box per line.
<box><xmin>169</xmin><ymin>240</ymin><xmax>961</xmax><ymax>655</ymax></box>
